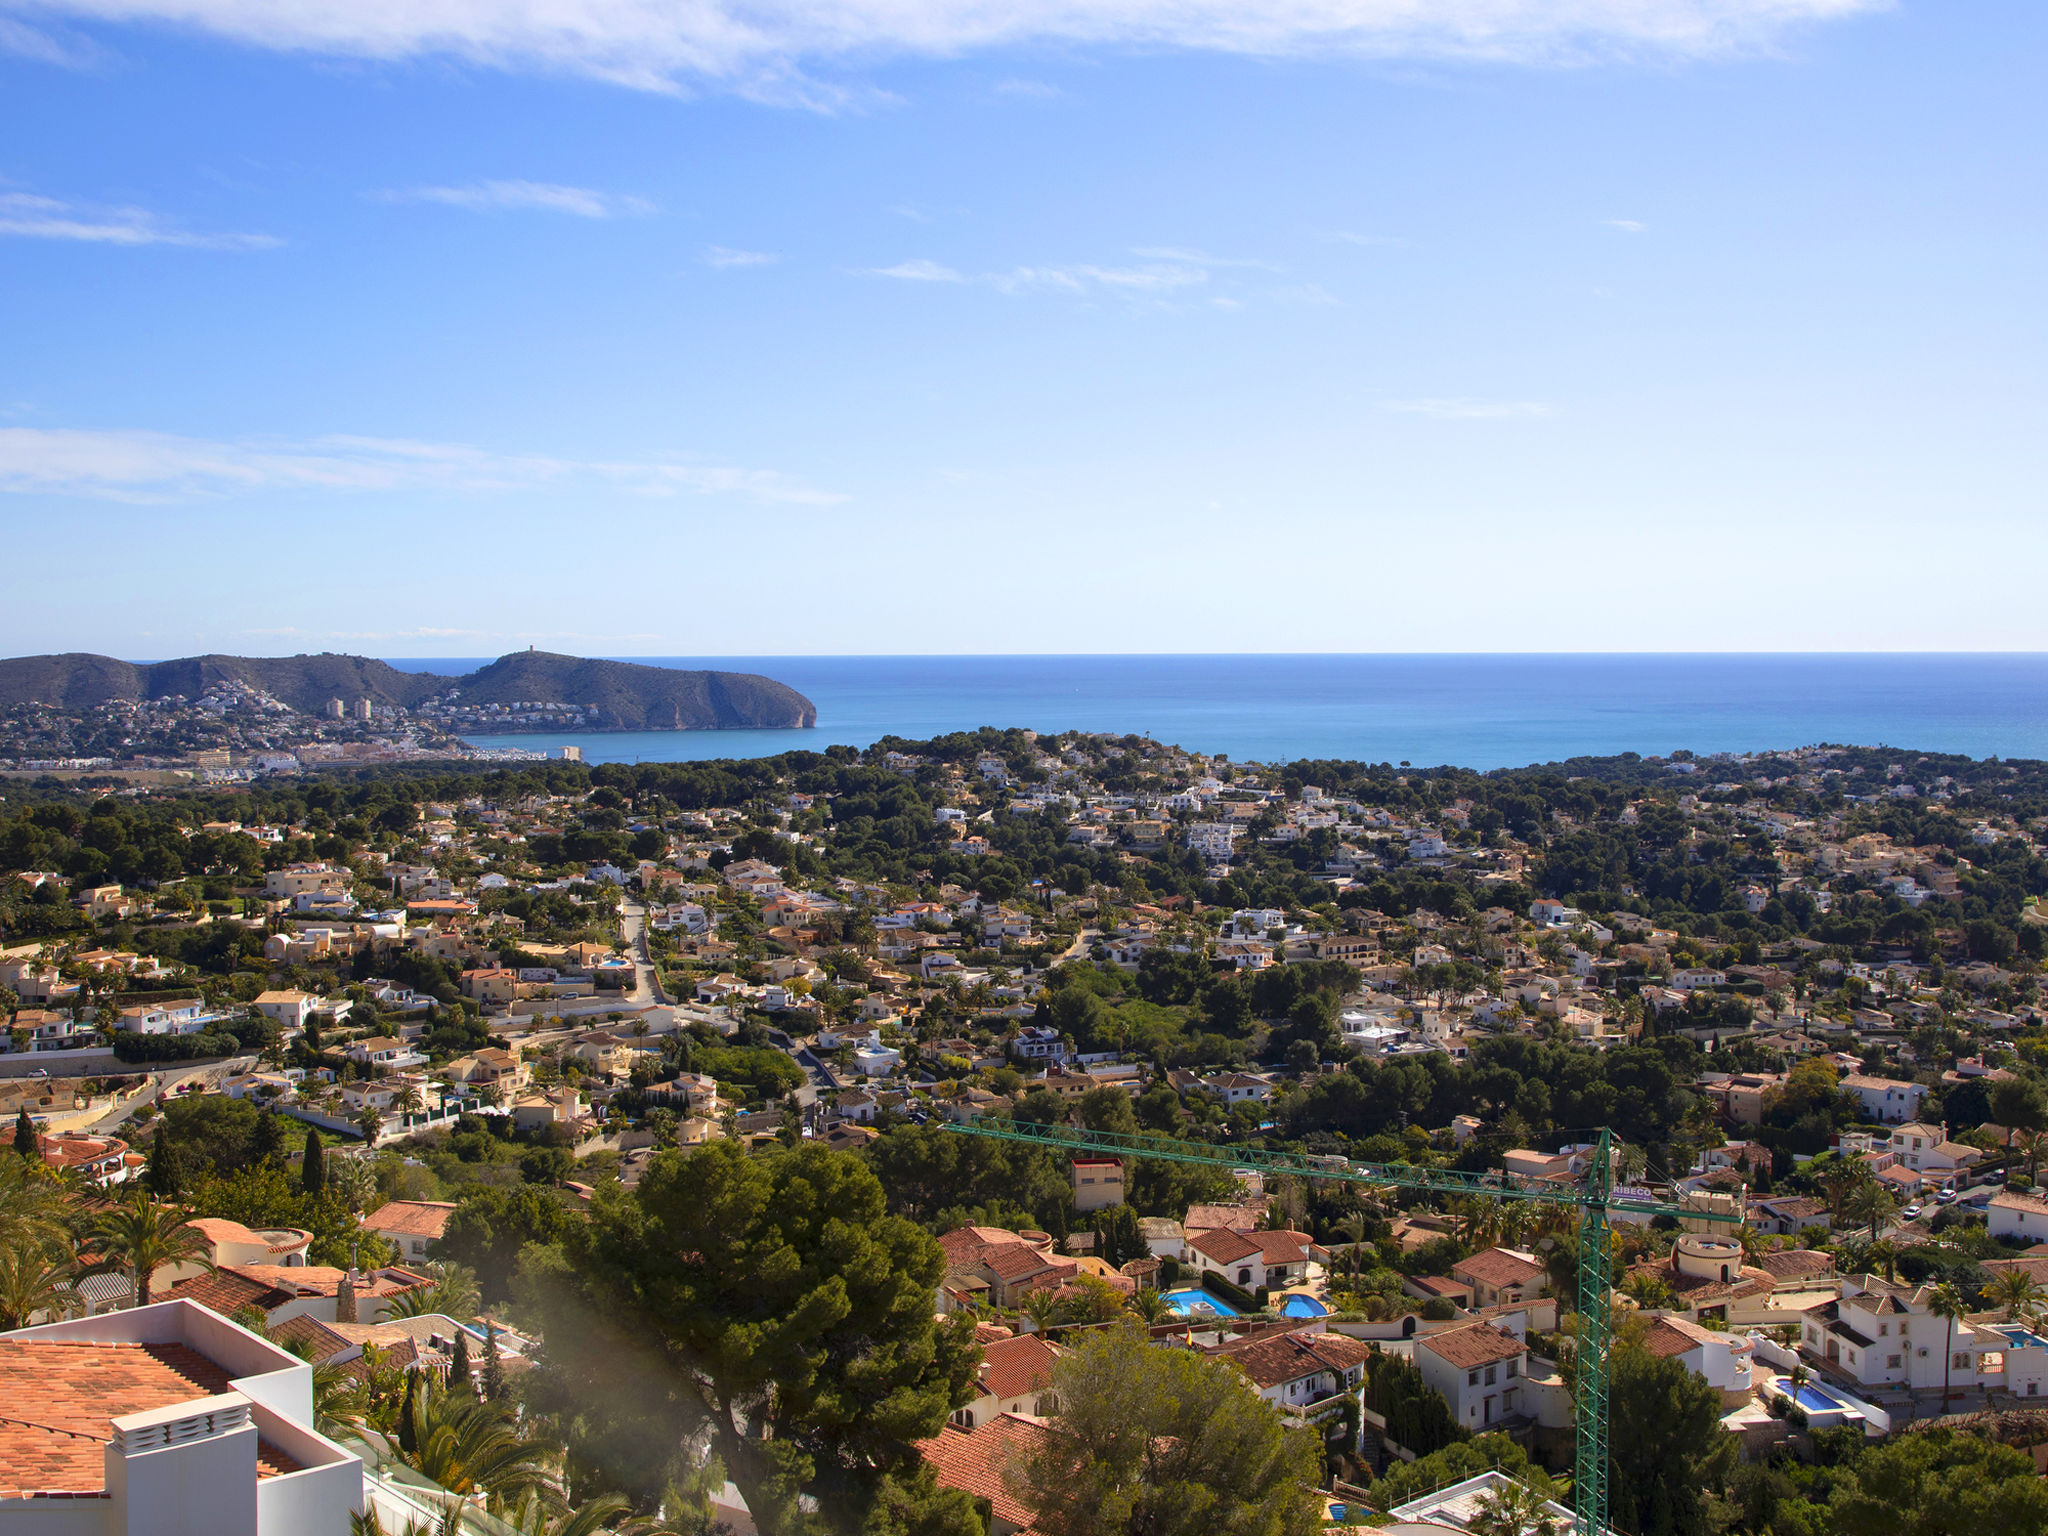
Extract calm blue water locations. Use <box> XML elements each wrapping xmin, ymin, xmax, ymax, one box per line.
<box><xmin>1280</xmin><ymin>1294</ymin><xmax>1330</xmax><ymax>1317</ymax></box>
<box><xmin>1160</xmin><ymin>1287</ymin><xmax>1240</xmax><ymax>1318</ymax></box>
<box><xmin>377</xmin><ymin>654</ymin><xmax>2048</xmax><ymax>771</ymax></box>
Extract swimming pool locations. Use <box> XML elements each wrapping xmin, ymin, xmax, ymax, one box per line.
<box><xmin>1997</xmin><ymin>1325</ymin><xmax>2048</xmax><ymax>1351</ymax></box>
<box><xmin>1161</xmin><ymin>1287</ymin><xmax>1240</xmax><ymax>1318</ymax></box>
<box><xmin>1279</xmin><ymin>1294</ymin><xmax>1329</xmax><ymax>1317</ymax></box>
<box><xmin>1789</xmin><ymin>1383</ymin><xmax>1844</xmax><ymax>1414</ymax></box>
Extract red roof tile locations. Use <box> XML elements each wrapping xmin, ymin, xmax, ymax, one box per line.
<box><xmin>915</xmin><ymin>1414</ymin><xmax>1049</xmax><ymax>1531</ymax></box>
<box><xmin>976</xmin><ymin>1335</ymin><xmax>1060</xmax><ymax>1401</ymax></box>
<box><xmin>0</xmin><ymin>1341</ymin><xmax>233</xmax><ymax>1498</ymax></box>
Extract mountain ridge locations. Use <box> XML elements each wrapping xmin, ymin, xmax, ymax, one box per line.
<box><xmin>0</xmin><ymin>651</ymin><xmax>817</xmax><ymax>731</ymax></box>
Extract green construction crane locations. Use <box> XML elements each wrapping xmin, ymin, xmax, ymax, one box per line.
<box><xmin>947</xmin><ymin>1116</ymin><xmax>1741</xmax><ymax>1536</ymax></box>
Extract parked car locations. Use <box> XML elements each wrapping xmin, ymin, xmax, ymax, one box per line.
<box><xmin>1903</xmin><ymin>1203</ymin><xmax>1925</xmax><ymax>1219</ymax></box>
<box><xmin>1937</xmin><ymin>1187</ymin><xmax>1958</xmax><ymax>1204</ymax></box>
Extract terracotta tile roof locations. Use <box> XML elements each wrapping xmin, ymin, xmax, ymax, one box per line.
<box><xmin>1245</xmin><ymin>1230</ymin><xmax>1313</xmax><ymax>1264</ymax></box>
<box><xmin>270</xmin><ymin>1315</ymin><xmax>354</xmax><ymax>1364</ymax></box>
<box><xmin>1182</xmin><ymin>1203</ymin><xmax>1261</xmax><ymax>1232</ymax></box>
<box><xmin>187</xmin><ymin>1217</ymin><xmax>311</xmax><ymax>1256</ymax></box>
<box><xmin>1418</xmin><ymin>1323</ymin><xmax>1527</xmax><ymax>1371</ymax></box>
<box><xmin>0</xmin><ymin>1340</ymin><xmax>233</xmax><ymax>1498</ymax></box>
<box><xmin>1187</xmin><ymin>1227</ymin><xmax>1260</xmax><ymax>1265</ymax></box>
<box><xmin>1210</xmin><ymin>1328</ymin><xmax>1374</xmax><ymax>1390</ymax></box>
<box><xmin>982</xmin><ymin>1245</ymin><xmax>1066</xmax><ymax>1282</ymax></box>
<box><xmin>1641</xmin><ymin>1315</ymin><xmax>1727</xmax><ymax>1359</ymax></box>
<box><xmin>976</xmin><ymin>1334</ymin><xmax>1060</xmax><ymax>1401</ymax></box>
<box><xmin>363</xmin><ymin>1200</ymin><xmax>458</xmax><ymax>1240</ymax></box>
<box><xmin>1452</xmin><ymin>1248</ymin><xmax>1544</xmax><ymax>1289</ymax></box>
<box><xmin>163</xmin><ymin>1267</ymin><xmax>299</xmax><ymax>1317</ymax></box>
<box><xmin>1409</xmin><ymin>1275</ymin><xmax>1472</xmax><ymax>1299</ymax></box>
<box><xmin>915</xmin><ymin>1414</ymin><xmax>1049</xmax><ymax>1532</ymax></box>
<box><xmin>1756</xmin><ymin>1249</ymin><xmax>1835</xmax><ymax>1282</ymax></box>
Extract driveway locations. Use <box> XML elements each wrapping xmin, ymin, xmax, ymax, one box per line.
<box><xmin>618</xmin><ymin>898</ymin><xmax>669</xmax><ymax>1004</ymax></box>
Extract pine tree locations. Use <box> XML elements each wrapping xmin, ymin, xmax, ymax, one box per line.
<box><xmin>146</xmin><ymin>1123</ymin><xmax>185</xmax><ymax>1198</ymax></box>
<box><xmin>450</xmin><ymin>1329</ymin><xmax>472</xmax><ymax>1388</ymax></box>
<box><xmin>13</xmin><ymin>1107</ymin><xmax>38</xmax><ymax>1161</ymax></box>
<box><xmin>482</xmin><ymin>1319</ymin><xmax>505</xmax><ymax>1401</ymax></box>
<box><xmin>251</xmin><ymin>1110</ymin><xmax>285</xmax><ymax>1166</ymax></box>
<box><xmin>335</xmin><ymin>1272</ymin><xmax>358</xmax><ymax>1325</ymax></box>
<box><xmin>300</xmin><ymin>1127</ymin><xmax>325</xmax><ymax>1196</ymax></box>
<box><xmin>397</xmin><ymin>1372</ymin><xmax>418</xmax><ymax>1453</ymax></box>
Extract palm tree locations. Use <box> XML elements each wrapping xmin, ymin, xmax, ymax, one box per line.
<box><xmin>351</xmin><ymin>1505</ymin><xmax>468</xmax><ymax>1536</ymax></box>
<box><xmin>1336</xmin><ymin>1211</ymin><xmax>1369</xmax><ymax>1277</ymax></box>
<box><xmin>1467</xmin><ymin>1476</ymin><xmax>1560</xmax><ymax>1536</ymax></box>
<box><xmin>0</xmin><ymin>1246</ymin><xmax>75</xmax><ymax>1329</ymax></box>
<box><xmin>390</xmin><ymin>1374</ymin><xmax>561</xmax><ymax>1510</ymax></box>
<box><xmin>1929</xmin><ymin>1282</ymin><xmax>1970</xmax><ymax>1411</ymax></box>
<box><xmin>1991</xmin><ymin>1268</ymin><xmax>2041</xmax><ymax>1322</ymax></box>
<box><xmin>328</xmin><ymin>1157</ymin><xmax>378</xmax><ymax>1213</ymax></box>
<box><xmin>1823</xmin><ymin>1161</ymin><xmax>1873</xmax><ymax>1226</ymax></box>
<box><xmin>1021</xmin><ymin>1289</ymin><xmax>1060</xmax><ymax>1335</ymax></box>
<box><xmin>395</xmin><ymin>1083</ymin><xmax>425</xmax><ymax>1121</ymax></box>
<box><xmin>387</xmin><ymin>1265</ymin><xmax>482</xmax><ymax>1322</ymax></box>
<box><xmin>504</xmin><ymin>1492</ymin><xmax>632</xmax><ymax>1536</ymax></box>
<box><xmin>312</xmin><ymin>1361</ymin><xmax>372</xmax><ymax>1441</ymax></box>
<box><xmin>85</xmin><ymin>1194</ymin><xmax>213</xmax><ymax>1306</ymax></box>
<box><xmin>0</xmin><ymin>1153</ymin><xmax>72</xmax><ymax>1258</ymax></box>
<box><xmin>2017</xmin><ymin>1128</ymin><xmax>2045</xmax><ymax>1184</ymax></box>
<box><xmin>1127</xmin><ymin>1287</ymin><xmax>1170</xmax><ymax>1325</ymax></box>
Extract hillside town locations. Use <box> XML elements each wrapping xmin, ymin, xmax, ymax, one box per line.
<box><xmin>6</xmin><ymin>730</ymin><xmax>2048</xmax><ymax>1534</ymax></box>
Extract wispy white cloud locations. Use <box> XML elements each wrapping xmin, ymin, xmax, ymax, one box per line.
<box><xmin>989</xmin><ymin>262</ymin><xmax>1208</xmax><ymax>295</ymax></box>
<box><xmin>0</xmin><ymin>191</ymin><xmax>278</xmax><ymax>249</ymax></box>
<box><xmin>5</xmin><ymin>2</ymin><xmax>1884</xmax><ymax>97</ymax></box>
<box><xmin>377</xmin><ymin>180</ymin><xmax>653</xmax><ymax>217</ymax></box>
<box><xmin>865</xmin><ymin>258</ymin><xmax>967</xmax><ymax>282</ymax></box>
<box><xmin>702</xmin><ymin>245</ymin><xmax>778</xmax><ymax>267</ymax></box>
<box><xmin>1385</xmin><ymin>397</ymin><xmax>1550</xmax><ymax>419</ymax></box>
<box><xmin>1604</xmin><ymin>217</ymin><xmax>1648</xmax><ymax>232</ymax></box>
<box><xmin>993</xmin><ymin>77</ymin><xmax>1061</xmax><ymax>97</ymax></box>
<box><xmin>867</xmin><ymin>248</ymin><xmax>1262</xmax><ymax>301</ymax></box>
<box><xmin>0</xmin><ymin>15</ymin><xmax>98</xmax><ymax>64</ymax></box>
<box><xmin>1129</xmin><ymin>245</ymin><xmax>1280</xmax><ymax>271</ymax></box>
<box><xmin>0</xmin><ymin>427</ymin><xmax>844</xmax><ymax>505</ymax></box>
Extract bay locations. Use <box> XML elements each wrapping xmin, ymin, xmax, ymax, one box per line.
<box><xmin>372</xmin><ymin>654</ymin><xmax>2048</xmax><ymax>771</ymax></box>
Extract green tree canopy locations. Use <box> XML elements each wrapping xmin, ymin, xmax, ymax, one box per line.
<box><xmin>1010</xmin><ymin>1319</ymin><xmax>1323</xmax><ymax>1536</ymax></box>
<box><xmin>522</xmin><ymin>1140</ymin><xmax>979</xmax><ymax>1535</ymax></box>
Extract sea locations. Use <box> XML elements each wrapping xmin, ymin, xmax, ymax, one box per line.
<box><xmin>377</xmin><ymin>654</ymin><xmax>2048</xmax><ymax>773</ymax></box>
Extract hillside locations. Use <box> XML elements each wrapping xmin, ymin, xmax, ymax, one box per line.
<box><xmin>0</xmin><ymin>651</ymin><xmax>816</xmax><ymax>731</ymax></box>
<box><xmin>454</xmin><ymin>653</ymin><xmax>817</xmax><ymax>730</ymax></box>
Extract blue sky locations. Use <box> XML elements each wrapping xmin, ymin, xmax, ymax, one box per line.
<box><xmin>1</xmin><ymin>1</ymin><xmax>2042</xmax><ymax>658</ymax></box>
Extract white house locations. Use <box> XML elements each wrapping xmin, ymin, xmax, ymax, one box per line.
<box><xmin>1210</xmin><ymin>1327</ymin><xmax>1374</xmax><ymax>1415</ymax></box>
<box><xmin>1840</xmin><ymin>1075</ymin><xmax>1929</xmax><ymax>1125</ymax></box>
<box><xmin>1886</xmin><ymin>1122</ymin><xmax>1981</xmax><ymax>1179</ymax></box>
<box><xmin>1641</xmin><ymin>1313</ymin><xmax>1753</xmax><ymax>1399</ymax></box>
<box><xmin>0</xmin><ymin>1299</ymin><xmax>375</xmax><ymax>1536</ymax></box>
<box><xmin>1184</xmin><ymin>1227</ymin><xmax>1315</xmax><ymax>1291</ymax></box>
<box><xmin>115</xmin><ymin>999</ymin><xmax>216</xmax><ymax>1036</ymax></box>
<box><xmin>1989</xmin><ymin>1189</ymin><xmax>2048</xmax><ymax>1245</ymax></box>
<box><xmin>1414</xmin><ymin>1322</ymin><xmax>1531</xmax><ymax>1431</ymax></box>
<box><xmin>1797</xmin><ymin>1272</ymin><xmax>2040</xmax><ymax>1395</ymax></box>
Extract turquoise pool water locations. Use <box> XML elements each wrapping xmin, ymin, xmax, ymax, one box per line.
<box><xmin>1790</xmin><ymin>1383</ymin><xmax>1842</xmax><ymax>1413</ymax></box>
<box><xmin>1280</xmin><ymin>1294</ymin><xmax>1329</xmax><ymax>1317</ymax></box>
<box><xmin>1162</xmin><ymin>1287</ymin><xmax>1239</xmax><ymax>1318</ymax></box>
